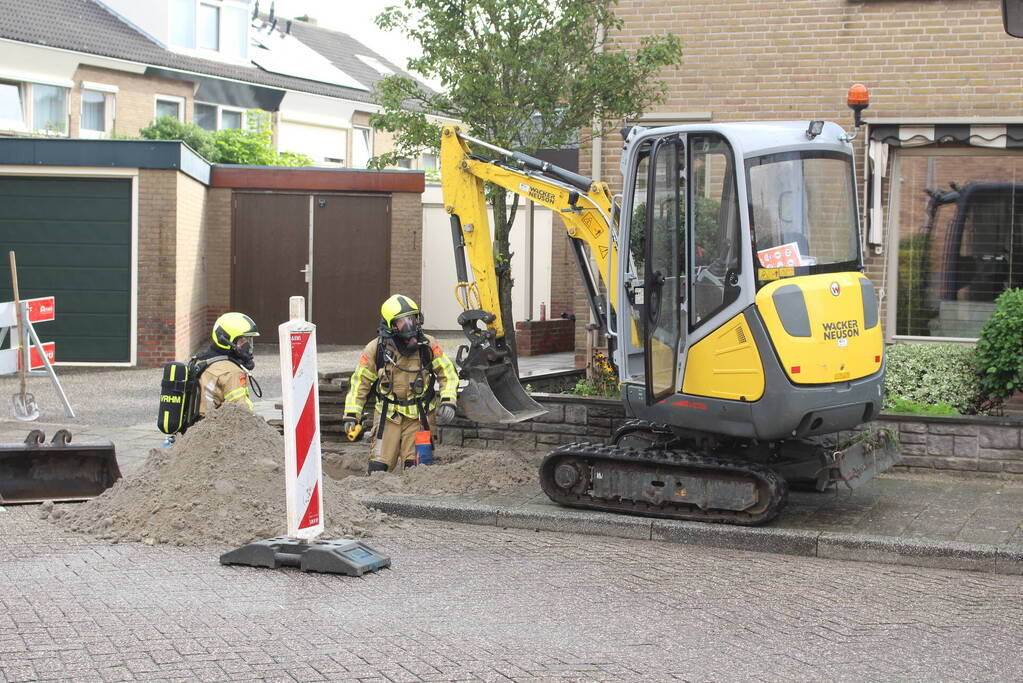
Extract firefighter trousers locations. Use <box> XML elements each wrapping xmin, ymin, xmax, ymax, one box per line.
<box><xmin>369</xmin><ymin>410</ymin><xmax>436</xmax><ymax>472</ymax></box>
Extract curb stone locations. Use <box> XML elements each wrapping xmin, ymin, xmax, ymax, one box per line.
<box><xmin>361</xmin><ymin>495</ymin><xmax>1023</xmax><ymax>576</ymax></box>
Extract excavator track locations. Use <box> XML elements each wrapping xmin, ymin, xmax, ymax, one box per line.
<box><xmin>539</xmin><ymin>441</ymin><xmax>788</xmax><ymax>526</ymax></box>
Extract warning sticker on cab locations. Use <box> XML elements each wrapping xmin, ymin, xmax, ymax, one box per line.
<box><xmin>757</xmin><ymin>267</ymin><xmax>795</xmax><ymax>281</ymax></box>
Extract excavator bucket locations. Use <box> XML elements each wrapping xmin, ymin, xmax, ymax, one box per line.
<box><xmin>0</xmin><ymin>429</ymin><xmax>121</xmax><ymax>504</ymax></box>
<box><xmin>830</xmin><ymin>427</ymin><xmax>901</xmax><ymax>490</ymax></box>
<box><xmin>454</xmin><ymin>311</ymin><xmax>548</xmax><ymax>424</ymax></box>
<box><xmin>459</xmin><ymin>358</ymin><xmax>548</xmax><ymax>424</ymax></box>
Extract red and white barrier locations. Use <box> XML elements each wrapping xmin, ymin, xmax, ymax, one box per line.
<box><xmin>279</xmin><ymin>296</ymin><xmax>324</xmax><ymax>540</ymax></box>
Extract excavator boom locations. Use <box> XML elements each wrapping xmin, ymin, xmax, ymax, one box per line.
<box><xmin>440</xmin><ymin>126</ymin><xmax>620</xmax><ymax>423</ymax></box>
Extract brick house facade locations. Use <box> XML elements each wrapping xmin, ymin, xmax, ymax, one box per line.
<box><xmin>569</xmin><ymin>0</ymin><xmax>1023</xmax><ymax>356</ymax></box>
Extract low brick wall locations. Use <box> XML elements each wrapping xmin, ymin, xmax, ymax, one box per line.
<box><xmin>873</xmin><ymin>414</ymin><xmax>1023</xmax><ymax>475</ymax></box>
<box><xmin>514</xmin><ymin>319</ymin><xmax>574</xmax><ymax>355</ymax></box>
<box><xmin>441</xmin><ymin>394</ymin><xmax>625</xmax><ymax>450</ymax></box>
<box><xmin>442</xmin><ymin>394</ymin><xmax>1023</xmax><ymax>474</ymax></box>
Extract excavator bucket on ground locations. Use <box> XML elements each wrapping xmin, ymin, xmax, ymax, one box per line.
<box><xmin>830</xmin><ymin>427</ymin><xmax>901</xmax><ymax>490</ymax></box>
<box><xmin>0</xmin><ymin>429</ymin><xmax>121</xmax><ymax>504</ymax></box>
<box><xmin>454</xmin><ymin>311</ymin><xmax>548</xmax><ymax>425</ymax></box>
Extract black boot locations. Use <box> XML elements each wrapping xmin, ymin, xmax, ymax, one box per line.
<box><xmin>367</xmin><ymin>460</ymin><xmax>389</xmax><ymax>474</ymax></box>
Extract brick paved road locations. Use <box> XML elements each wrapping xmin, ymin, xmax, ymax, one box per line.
<box><xmin>1</xmin><ymin>507</ymin><xmax>1022</xmax><ymax>682</ymax></box>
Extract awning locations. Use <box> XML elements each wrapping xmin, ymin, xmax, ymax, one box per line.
<box><xmin>869</xmin><ymin>124</ymin><xmax>1023</xmax><ymax>148</ymax></box>
<box><xmin>865</xmin><ymin>123</ymin><xmax>1023</xmax><ymax>248</ymax></box>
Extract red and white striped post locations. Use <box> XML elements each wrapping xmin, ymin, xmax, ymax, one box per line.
<box><xmin>279</xmin><ymin>296</ymin><xmax>324</xmax><ymax>540</ymax></box>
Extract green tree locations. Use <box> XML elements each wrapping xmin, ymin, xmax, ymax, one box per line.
<box><xmin>212</xmin><ymin>110</ymin><xmax>311</xmax><ymax>166</ymax></box>
<box><xmin>138</xmin><ymin>116</ymin><xmax>219</xmax><ymax>161</ymax></box>
<box><xmin>369</xmin><ymin>0</ymin><xmax>683</xmax><ymax>351</ymax></box>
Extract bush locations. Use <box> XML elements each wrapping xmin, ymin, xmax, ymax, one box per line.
<box><xmin>883</xmin><ymin>342</ymin><xmax>985</xmax><ymax>415</ymax></box>
<box><xmin>137</xmin><ymin>111</ymin><xmax>312</xmax><ymax>167</ymax></box>
<box><xmin>138</xmin><ymin>116</ymin><xmax>219</xmax><ymax>160</ymax></box>
<box><xmin>974</xmin><ymin>288</ymin><xmax>1023</xmax><ymax>410</ymax></box>
<box><xmin>570</xmin><ymin>351</ymin><xmax>619</xmax><ymax>398</ymax></box>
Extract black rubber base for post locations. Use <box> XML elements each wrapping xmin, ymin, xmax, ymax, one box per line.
<box><xmin>219</xmin><ymin>536</ymin><xmax>391</xmax><ymax>576</ymax></box>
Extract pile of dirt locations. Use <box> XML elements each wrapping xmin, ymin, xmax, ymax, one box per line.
<box><xmin>46</xmin><ymin>404</ymin><xmax>405</xmax><ymax>546</ymax></box>
<box><xmin>340</xmin><ymin>449</ymin><xmax>539</xmax><ymax>497</ymax></box>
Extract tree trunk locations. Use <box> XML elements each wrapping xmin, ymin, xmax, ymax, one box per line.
<box><xmin>490</xmin><ymin>189</ymin><xmax>520</xmax><ymax>368</ymax></box>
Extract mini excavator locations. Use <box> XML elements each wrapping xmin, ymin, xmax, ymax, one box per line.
<box><xmin>439</xmin><ymin>86</ymin><xmax>900</xmax><ymax>525</ymax></box>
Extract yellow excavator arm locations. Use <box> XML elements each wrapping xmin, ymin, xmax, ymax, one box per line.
<box><xmin>439</xmin><ymin>125</ymin><xmax>621</xmax><ymax>424</ymax></box>
<box><xmin>440</xmin><ymin>125</ymin><xmax>621</xmax><ymax>338</ymax></box>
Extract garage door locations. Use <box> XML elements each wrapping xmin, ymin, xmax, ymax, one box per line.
<box><xmin>0</xmin><ymin>176</ymin><xmax>132</xmax><ymax>363</ymax></box>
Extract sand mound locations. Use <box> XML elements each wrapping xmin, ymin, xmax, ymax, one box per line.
<box><xmin>48</xmin><ymin>404</ymin><xmax>404</xmax><ymax>546</ymax></box>
<box><xmin>342</xmin><ymin>450</ymin><xmax>538</xmax><ymax>497</ymax></box>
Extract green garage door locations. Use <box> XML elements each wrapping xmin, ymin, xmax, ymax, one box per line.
<box><xmin>0</xmin><ymin>177</ymin><xmax>131</xmax><ymax>363</ymax></box>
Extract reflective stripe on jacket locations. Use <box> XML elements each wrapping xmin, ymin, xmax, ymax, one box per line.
<box><xmin>344</xmin><ymin>333</ymin><xmax>458</xmax><ymax>421</ymax></box>
<box><xmin>198</xmin><ymin>359</ymin><xmax>254</xmax><ymax>415</ymax></box>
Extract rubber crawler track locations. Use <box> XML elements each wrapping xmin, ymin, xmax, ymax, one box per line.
<box><xmin>539</xmin><ymin>440</ymin><xmax>788</xmax><ymax>526</ymax></box>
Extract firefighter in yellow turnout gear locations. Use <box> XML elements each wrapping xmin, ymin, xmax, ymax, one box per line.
<box><xmin>197</xmin><ymin>312</ymin><xmax>260</xmax><ymax>416</ymax></box>
<box><xmin>343</xmin><ymin>295</ymin><xmax>459</xmax><ymax>473</ymax></box>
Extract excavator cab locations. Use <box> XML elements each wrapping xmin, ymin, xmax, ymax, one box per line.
<box><xmin>605</xmin><ymin>86</ymin><xmax>886</xmax><ymax>449</ymax></box>
<box><xmin>612</xmin><ymin>121</ymin><xmax>897</xmax><ymax>491</ymax></box>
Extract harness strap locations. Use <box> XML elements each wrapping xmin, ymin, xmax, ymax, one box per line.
<box><xmin>371</xmin><ymin>337</ymin><xmax>438</xmax><ymax>414</ymax></box>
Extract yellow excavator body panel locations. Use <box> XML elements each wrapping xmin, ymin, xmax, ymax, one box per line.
<box><xmin>681</xmin><ymin>313</ymin><xmax>765</xmax><ymax>401</ymax></box>
<box><xmin>756</xmin><ymin>272</ymin><xmax>883</xmax><ymax>384</ymax></box>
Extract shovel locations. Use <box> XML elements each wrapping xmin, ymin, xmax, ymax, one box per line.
<box><xmin>9</xmin><ymin>251</ymin><xmax>39</xmax><ymax>421</ymax></box>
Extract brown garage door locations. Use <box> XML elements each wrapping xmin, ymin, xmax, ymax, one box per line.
<box><xmin>311</xmin><ymin>194</ymin><xmax>391</xmax><ymax>344</ymax></box>
<box><xmin>232</xmin><ymin>192</ymin><xmax>391</xmax><ymax>344</ymax></box>
<box><xmin>232</xmin><ymin>193</ymin><xmax>309</xmax><ymax>334</ymax></box>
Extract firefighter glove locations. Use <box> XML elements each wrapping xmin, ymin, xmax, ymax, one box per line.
<box><xmin>436</xmin><ymin>403</ymin><xmax>457</xmax><ymax>425</ymax></box>
<box><xmin>342</xmin><ymin>413</ymin><xmax>359</xmax><ymax>435</ymax></box>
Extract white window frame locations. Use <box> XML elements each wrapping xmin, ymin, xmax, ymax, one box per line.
<box><xmin>217</xmin><ymin>105</ymin><xmax>246</xmax><ymax>130</ymax></box>
<box><xmin>154</xmin><ymin>95</ymin><xmax>186</xmax><ymax>122</ymax></box>
<box><xmin>0</xmin><ymin>80</ymin><xmax>70</xmax><ymax>136</ymax></box>
<box><xmin>352</xmin><ymin>125</ymin><xmax>373</xmax><ymax>168</ymax></box>
<box><xmin>168</xmin><ymin>0</ymin><xmax>251</xmax><ymax>63</ymax></box>
<box><xmin>194</xmin><ymin>101</ymin><xmax>247</xmax><ymax>130</ymax></box>
<box><xmin>79</xmin><ymin>82</ymin><xmax>118</xmax><ymax>139</ymax></box>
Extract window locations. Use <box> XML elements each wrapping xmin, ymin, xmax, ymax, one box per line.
<box><xmin>691</xmin><ymin>134</ymin><xmax>741</xmax><ymax>326</ymax></box>
<box><xmin>198</xmin><ymin>3</ymin><xmax>220</xmax><ymax>51</ymax></box>
<box><xmin>33</xmin><ymin>84</ymin><xmax>67</xmax><ymax>133</ymax></box>
<box><xmin>194</xmin><ymin>102</ymin><xmax>217</xmax><ymax>130</ymax></box>
<box><xmin>748</xmin><ymin>151</ymin><xmax>859</xmax><ymax>272</ymax></box>
<box><xmin>222</xmin><ymin>5</ymin><xmax>248</xmax><ymax>59</ymax></box>
<box><xmin>888</xmin><ymin>149</ymin><xmax>1023</xmax><ymax>339</ymax></box>
<box><xmin>155</xmin><ymin>96</ymin><xmax>184</xmax><ymax>121</ymax></box>
<box><xmin>0</xmin><ymin>80</ymin><xmax>68</xmax><ymax>134</ymax></box>
<box><xmin>352</xmin><ymin>126</ymin><xmax>373</xmax><ymax>168</ymax></box>
<box><xmin>170</xmin><ymin>0</ymin><xmax>249</xmax><ymax>60</ymax></box>
<box><xmin>170</xmin><ymin>0</ymin><xmax>196</xmax><ymax>48</ymax></box>
<box><xmin>0</xmin><ymin>81</ymin><xmax>25</xmax><ymax>130</ymax></box>
<box><xmin>220</xmin><ymin>108</ymin><xmax>242</xmax><ymax>129</ymax></box>
<box><xmin>81</xmin><ymin>91</ymin><xmax>114</xmax><ymax>137</ymax></box>
<box><xmin>194</xmin><ymin>102</ymin><xmax>245</xmax><ymax>130</ymax></box>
